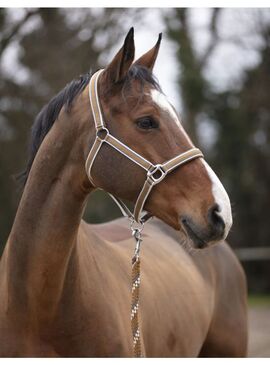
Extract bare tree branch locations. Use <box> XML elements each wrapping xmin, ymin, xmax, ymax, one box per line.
<box><xmin>0</xmin><ymin>9</ymin><xmax>40</xmax><ymax>56</ymax></box>
<box><xmin>199</xmin><ymin>8</ymin><xmax>221</xmax><ymax>69</ymax></box>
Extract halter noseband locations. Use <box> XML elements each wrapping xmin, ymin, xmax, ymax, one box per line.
<box><xmin>85</xmin><ymin>69</ymin><xmax>204</xmax><ymax>224</ymax></box>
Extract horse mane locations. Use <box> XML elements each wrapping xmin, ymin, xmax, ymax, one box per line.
<box><xmin>17</xmin><ymin>72</ymin><xmax>91</xmax><ymax>186</ymax></box>
<box><xmin>18</xmin><ymin>65</ymin><xmax>161</xmax><ymax>187</ymax></box>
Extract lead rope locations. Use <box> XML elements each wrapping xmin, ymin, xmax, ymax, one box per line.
<box><xmin>109</xmin><ymin>194</ymin><xmax>145</xmax><ymax>357</ymax></box>
<box><xmin>130</xmin><ymin>222</ymin><xmax>144</xmax><ymax>357</ymax></box>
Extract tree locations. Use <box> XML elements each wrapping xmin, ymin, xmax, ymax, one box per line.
<box><xmin>163</xmin><ymin>8</ymin><xmax>270</xmax><ymax>292</ymax></box>
<box><xmin>0</xmin><ymin>8</ymin><xmax>142</xmax><ymax>252</ymax></box>
<box><xmin>165</xmin><ymin>8</ymin><xmax>221</xmax><ymax>146</ymax></box>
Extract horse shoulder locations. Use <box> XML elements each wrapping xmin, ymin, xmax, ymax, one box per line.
<box><xmin>198</xmin><ymin>242</ymin><xmax>248</xmax><ymax>357</ymax></box>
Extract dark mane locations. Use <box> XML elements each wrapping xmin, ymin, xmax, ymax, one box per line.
<box><xmin>18</xmin><ymin>72</ymin><xmax>91</xmax><ymax>186</ymax></box>
<box><xmin>125</xmin><ymin>65</ymin><xmax>162</xmax><ymax>93</ymax></box>
<box><xmin>19</xmin><ymin>65</ymin><xmax>160</xmax><ymax>188</ymax></box>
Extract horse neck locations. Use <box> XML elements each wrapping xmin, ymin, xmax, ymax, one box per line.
<box><xmin>3</xmin><ymin>96</ymin><xmax>94</xmax><ymax>324</ymax></box>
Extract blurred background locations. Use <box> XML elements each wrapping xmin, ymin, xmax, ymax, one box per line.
<box><xmin>0</xmin><ymin>8</ymin><xmax>269</xmax><ymax>356</ymax></box>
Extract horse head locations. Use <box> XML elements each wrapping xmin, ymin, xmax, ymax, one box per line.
<box><xmin>78</xmin><ymin>28</ymin><xmax>232</xmax><ymax>248</ymax></box>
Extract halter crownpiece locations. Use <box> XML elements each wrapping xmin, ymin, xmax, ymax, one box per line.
<box><xmin>85</xmin><ymin>69</ymin><xmax>204</xmax><ymax>223</ymax></box>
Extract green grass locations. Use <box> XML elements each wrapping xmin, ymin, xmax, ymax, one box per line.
<box><xmin>248</xmin><ymin>294</ymin><xmax>270</xmax><ymax>307</ymax></box>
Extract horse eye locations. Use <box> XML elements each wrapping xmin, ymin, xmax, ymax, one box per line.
<box><xmin>136</xmin><ymin>117</ymin><xmax>159</xmax><ymax>130</ymax></box>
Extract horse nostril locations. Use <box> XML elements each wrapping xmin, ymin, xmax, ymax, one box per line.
<box><xmin>208</xmin><ymin>204</ymin><xmax>225</xmax><ymax>239</ymax></box>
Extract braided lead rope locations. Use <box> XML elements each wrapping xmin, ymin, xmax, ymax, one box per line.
<box><xmin>131</xmin><ymin>226</ymin><xmax>143</xmax><ymax>357</ymax></box>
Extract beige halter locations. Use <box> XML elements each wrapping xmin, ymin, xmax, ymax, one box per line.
<box><xmin>85</xmin><ymin>69</ymin><xmax>204</xmax><ymax>224</ymax></box>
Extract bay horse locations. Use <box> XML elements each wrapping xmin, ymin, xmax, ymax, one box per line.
<box><xmin>0</xmin><ymin>28</ymin><xmax>247</xmax><ymax>357</ymax></box>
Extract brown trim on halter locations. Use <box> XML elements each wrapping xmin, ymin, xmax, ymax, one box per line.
<box><xmin>85</xmin><ymin>69</ymin><xmax>204</xmax><ymax>223</ymax></box>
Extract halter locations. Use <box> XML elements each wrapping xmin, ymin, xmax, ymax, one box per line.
<box><xmin>85</xmin><ymin>69</ymin><xmax>204</xmax><ymax>224</ymax></box>
<box><xmin>85</xmin><ymin>69</ymin><xmax>204</xmax><ymax>357</ymax></box>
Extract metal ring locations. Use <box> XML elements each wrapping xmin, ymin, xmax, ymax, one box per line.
<box><xmin>96</xmin><ymin>127</ymin><xmax>109</xmax><ymax>141</ymax></box>
<box><xmin>130</xmin><ymin>219</ymin><xmax>144</xmax><ymax>233</ymax></box>
<box><xmin>147</xmin><ymin>164</ymin><xmax>166</xmax><ymax>184</ymax></box>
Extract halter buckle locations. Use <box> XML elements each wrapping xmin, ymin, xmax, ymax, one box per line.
<box><xmin>147</xmin><ymin>164</ymin><xmax>166</xmax><ymax>184</ymax></box>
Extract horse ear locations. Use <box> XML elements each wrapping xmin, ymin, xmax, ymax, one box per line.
<box><xmin>103</xmin><ymin>27</ymin><xmax>135</xmax><ymax>84</ymax></box>
<box><xmin>134</xmin><ymin>33</ymin><xmax>162</xmax><ymax>71</ymax></box>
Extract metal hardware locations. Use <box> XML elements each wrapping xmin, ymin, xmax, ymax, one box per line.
<box><xmin>130</xmin><ymin>219</ymin><xmax>144</xmax><ymax>233</ymax></box>
<box><xmin>96</xmin><ymin>127</ymin><xmax>109</xmax><ymax>141</ymax></box>
<box><xmin>147</xmin><ymin>164</ymin><xmax>166</xmax><ymax>184</ymax></box>
<box><xmin>132</xmin><ymin>228</ymin><xmax>143</xmax><ymax>257</ymax></box>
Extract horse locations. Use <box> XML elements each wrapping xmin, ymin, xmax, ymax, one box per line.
<box><xmin>0</xmin><ymin>28</ymin><xmax>247</xmax><ymax>357</ymax></box>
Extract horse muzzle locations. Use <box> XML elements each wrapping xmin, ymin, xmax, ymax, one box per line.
<box><xmin>180</xmin><ymin>203</ymin><xmax>231</xmax><ymax>249</ymax></box>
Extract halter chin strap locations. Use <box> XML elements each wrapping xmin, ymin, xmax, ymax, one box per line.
<box><xmin>85</xmin><ymin>69</ymin><xmax>204</xmax><ymax>223</ymax></box>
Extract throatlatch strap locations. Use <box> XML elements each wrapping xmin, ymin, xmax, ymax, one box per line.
<box><xmin>85</xmin><ymin>137</ymin><xmax>104</xmax><ymax>186</ymax></box>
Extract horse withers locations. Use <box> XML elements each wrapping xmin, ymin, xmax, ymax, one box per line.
<box><xmin>0</xmin><ymin>28</ymin><xmax>247</xmax><ymax>357</ymax></box>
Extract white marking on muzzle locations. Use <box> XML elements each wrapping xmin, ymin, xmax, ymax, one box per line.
<box><xmin>151</xmin><ymin>89</ymin><xmax>232</xmax><ymax>240</ymax></box>
<box><xmin>202</xmin><ymin>160</ymin><xmax>233</xmax><ymax>240</ymax></box>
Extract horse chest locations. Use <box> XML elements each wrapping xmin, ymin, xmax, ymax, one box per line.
<box><xmin>41</xmin><ymin>281</ymin><xmax>133</xmax><ymax>357</ymax></box>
